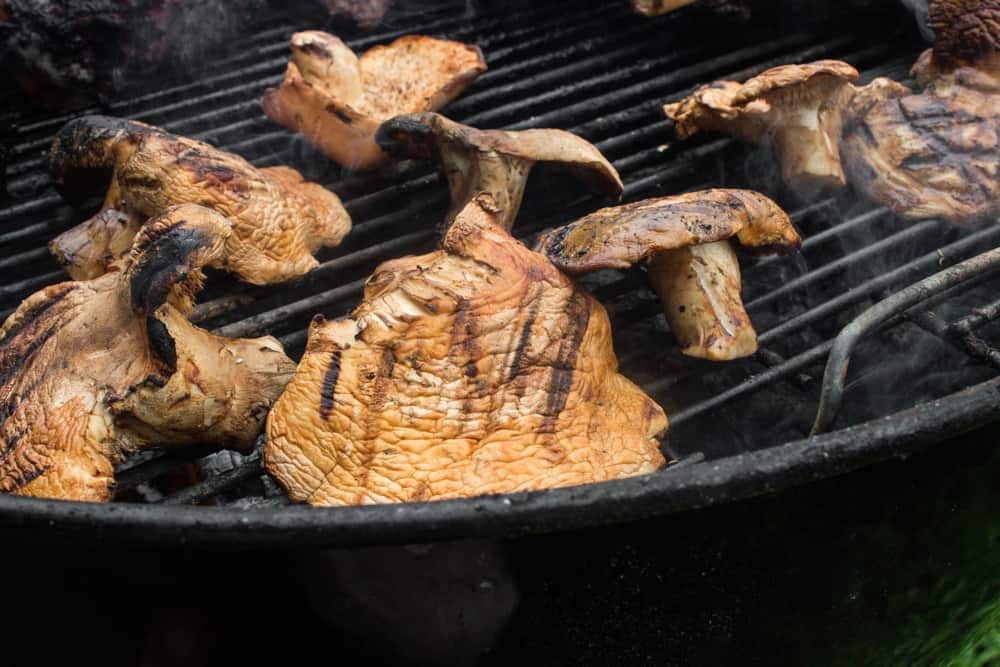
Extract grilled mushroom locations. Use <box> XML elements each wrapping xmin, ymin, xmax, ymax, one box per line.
<box><xmin>0</xmin><ymin>205</ymin><xmax>296</xmax><ymax>502</ymax></box>
<box><xmin>535</xmin><ymin>189</ymin><xmax>800</xmax><ymax>360</ymax></box>
<box><xmin>49</xmin><ymin>115</ymin><xmax>351</xmax><ymax>284</ymax></box>
<box><xmin>664</xmin><ymin>61</ymin><xmax>861</xmax><ymax>191</ymax></box>
<box><xmin>631</xmin><ymin>0</ymin><xmax>755</xmax><ymax>16</ymax></box>
<box><xmin>262</xmin><ymin>31</ymin><xmax>486</xmax><ymax>170</ymax></box>
<box><xmin>264</xmin><ymin>195</ymin><xmax>666</xmax><ymax>506</ymax></box>
<box><xmin>631</xmin><ymin>0</ymin><xmax>699</xmax><ymax>15</ymax></box>
<box><xmin>375</xmin><ymin>112</ymin><xmax>623</xmax><ymax>232</ymax></box>
<box><xmin>840</xmin><ymin>0</ymin><xmax>1000</xmax><ymax>223</ymax></box>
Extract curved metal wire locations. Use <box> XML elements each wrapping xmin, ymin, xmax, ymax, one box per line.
<box><xmin>811</xmin><ymin>247</ymin><xmax>1000</xmax><ymax>435</ymax></box>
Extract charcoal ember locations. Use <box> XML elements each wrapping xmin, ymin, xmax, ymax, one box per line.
<box><xmin>0</xmin><ymin>0</ymin><xmax>264</xmax><ymax>109</ymax></box>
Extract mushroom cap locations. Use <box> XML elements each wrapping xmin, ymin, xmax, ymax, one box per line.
<box><xmin>262</xmin><ymin>32</ymin><xmax>486</xmax><ymax>170</ymax></box>
<box><xmin>663</xmin><ymin>81</ymin><xmax>756</xmax><ymax>140</ymax></box>
<box><xmin>841</xmin><ymin>74</ymin><xmax>1000</xmax><ymax>223</ymax></box>
<box><xmin>928</xmin><ymin>0</ymin><xmax>1000</xmax><ymax>66</ymax></box>
<box><xmin>535</xmin><ymin>189</ymin><xmax>800</xmax><ymax>273</ymax></box>
<box><xmin>664</xmin><ymin>61</ymin><xmax>859</xmax><ymax>138</ymax></box>
<box><xmin>375</xmin><ymin>112</ymin><xmax>625</xmax><ymax>200</ymax></box>
<box><xmin>48</xmin><ymin>114</ymin><xmax>352</xmax><ymax>285</ymax></box>
<box><xmin>730</xmin><ymin>60</ymin><xmax>860</xmax><ymax>106</ymax></box>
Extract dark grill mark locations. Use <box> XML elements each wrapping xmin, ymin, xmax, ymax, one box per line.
<box><xmin>0</xmin><ymin>284</ymin><xmax>73</xmax><ymax>348</ymax></box>
<box><xmin>542</xmin><ymin>292</ymin><xmax>591</xmax><ymax>429</ymax></box>
<box><xmin>146</xmin><ymin>314</ymin><xmax>177</xmax><ymax>372</ymax></box>
<box><xmin>121</xmin><ymin>174</ymin><xmax>161</xmax><ymax>190</ymax></box>
<box><xmin>0</xmin><ymin>323</ymin><xmax>59</xmax><ymax>393</ymax></box>
<box><xmin>319</xmin><ymin>349</ymin><xmax>342</xmax><ymax>420</ymax></box>
<box><xmin>0</xmin><ymin>429</ymin><xmax>26</xmax><ymax>460</ymax></box>
<box><xmin>3</xmin><ymin>462</ymin><xmax>51</xmax><ymax>492</ymax></box>
<box><xmin>508</xmin><ymin>298</ymin><xmax>541</xmax><ymax>387</ymax></box>
<box><xmin>129</xmin><ymin>226</ymin><xmax>209</xmax><ymax>313</ymax></box>
<box><xmin>298</xmin><ymin>41</ymin><xmax>333</xmax><ymax>58</ymax></box>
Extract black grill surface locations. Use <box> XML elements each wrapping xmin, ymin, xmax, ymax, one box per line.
<box><xmin>1</xmin><ymin>0</ymin><xmax>999</xmax><ymax>545</ymax></box>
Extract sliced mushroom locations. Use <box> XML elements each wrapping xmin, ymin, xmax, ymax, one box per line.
<box><xmin>375</xmin><ymin>112</ymin><xmax>623</xmax><ymax>232</ymax></box>
<box><xmin>0</xmin><ymin>205</ymin><xmax>296</xmax><ymax>502</ymax></box>
<box><xmin>264</xmin><ymin>195</ymin><xmax>666</xmax><ymax>506</ymax></box>
<box><xmin>664</xmin><ymin>60</ymin><xmax>861</xmax><ymax>191</ymax></box>
<box><xmin>49</xmin><ymin>114</ymin><xmax>351</xmax><ymax>284</ymax></box>
<box><xmin>49</xmin><ymin>208</ymin><xmax>143</xmax><ymax>281</ymax></box>
<box><xmin>631</xmin><ymin>0</ymin><xmax>753</xmax><ymax>17</ymax></box>
<box><xmin>840</xmin><ymin>0</ymin><xmax>1000</xmax><ymax>223</ymax></box>
<box><xmin>262</xmin><ymin>31</ymin><xmax>486</xmax><ymax>170</ymax></box>
<box><xmin>631</xmin><ymin>0</ymin><xmax>700</xmax><ymax>16</ymax></box>
<box><xmin>535</xmin><ymin>189</ymin><xmax>800</xmax><ymax>360</ymax></box>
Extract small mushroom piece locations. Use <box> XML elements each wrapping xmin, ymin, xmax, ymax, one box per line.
<box><xmin>631</xmin><ymin>0</ymin><xmax>700</xmax><ymax>16</ymax></box>
<box><xmin>264</xmin><ymin>196</ymin><xmax>666</xmax><ymax>506</ymax></box>
<box><xmin>375</xmin><ymin>112</ymin><xmax>623</xmax><ymax>232</ymax></box>
<box><xmin>535</xmin><ymin>189</ymin><xmax>800</xmax><ymax>361</ymax></box>
<box><xmin>664</xmin><ymin>60</ymin><xmax>861</xmax><ymax>191</ymax></box>
<box><xmin>262</xmin><ymin>31</ymin><xmax>486</xmax><ymax>171</ymax></box>
<box><xmin>0</xmin><ymin>205</ymin><xmax>296</xmax><ymax>502</ymax></box>
<box><xmin>48</xmin><ymin>115</ymin><xmax>351</xmax><ymax>284</ymax></box>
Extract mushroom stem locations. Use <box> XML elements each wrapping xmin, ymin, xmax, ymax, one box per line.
<box><xmin>648</xmin><ymin>241</ymin><xmax>757</xmax><ymax>361</ymax></box>
<box><xmin>49</xmin><ymin>208</ymin><xmax>143</xmax><ymax>281</ymax></box>
<box><xmin>439</xmin><ymin>143</ymin><xmax>533</xmax><ymax>231</ymax></box>
<box><xmin>774</xmin><ymin>103</ymin><xmax>848</xmax><ymax>191</ymax></box>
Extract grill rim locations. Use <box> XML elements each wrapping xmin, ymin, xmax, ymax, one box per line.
<box><xmin>2</xmin><ymin>377</ymin><xmax>997</xmax><ymax>548</ymax></box>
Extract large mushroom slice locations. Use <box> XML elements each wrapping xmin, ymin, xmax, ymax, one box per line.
<box><xmin>375</xmin><ymin>112</ymin><xmax>623</xmax><ymax>232</ymax></box>
<box><xmin>535</xmin><ymin>189</ymin><xmax>800</xmax><ymax>361</ymax></box>
<box><xmin>264</xmin><ymin>196</ymin><xmax>666</xmax><ymax>506</ymax></box>
<box><xmin>664</xmin><ymin>60</ymin><xmax>861</xmax><ymax>191</ymax></box>
<box><xmin>840</xmin><ymin>0</ymin><xmax>1000</xmax><ymax>223</ymax></box>
<box><xmin>0</xmin><ymin>205</ymin><xmax>296</xmax><ymax>502</ymax></box>
<box><xmin>262</xmin><ymin>31</ymin><xmax>486</xmax><ymax>171</ymax></box>
<box><xmin>48</xmin><ymin>115</ymin><xmax>351</xmax><ymax>284</ymax></box>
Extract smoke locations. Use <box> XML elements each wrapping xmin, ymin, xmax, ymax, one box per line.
<box><xmin>898</xmin><ymin>0</ymin><xmax>933</xmax><ymax>41</ymax></box>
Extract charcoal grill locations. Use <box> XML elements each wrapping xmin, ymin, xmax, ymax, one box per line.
<box><xmin>1</xmin><ymin>0</ymin><xmax>998</xmax><ymax>547</ymax></box>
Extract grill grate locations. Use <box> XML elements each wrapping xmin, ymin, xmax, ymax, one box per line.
<box><xmin>2</xmin><ymin>0</ymin><xmax>999</xmax><ymax>514</ymax></box>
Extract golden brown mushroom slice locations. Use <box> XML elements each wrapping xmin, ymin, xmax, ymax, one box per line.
<box><xmin>48</xmin><ymin>115</ymin><xmax>351</xmax><ymax>284</ymax></box>
<box><xmin>262</xmin><ymin>31</ymin><xmax>486</xmax><ymax>171</ymax></box>
<box><xmin>840</xmin><ymin>0</ymin><xmax>1000</xmax><ymax>223</ymax></box>
<box><xmin>0</xmin><ymin>205</ymin><xmax>296</xmax><ymax>502</ymax></box>
<box><xmin>631</xmin><ymin>0</ymin><xmax>700</xmax><ymax>16</ymax></box>
<box><xmin>264</xmin><ymin>196</ymin><xmax>666</xmax><ymax>506</ymax></box>
<box><xmin>375</xmin><ymin>112</ymin><xmax>623</xmax><ymax>232</ymax></box>
<box><xmin>535</xmin><ymin>189</ymin><xmax>800</xmax><ymax>361</ymax></box>
<box><xmin>664</xmin><ymin>60</ymin><xmax>861</xmax><ymax>191</ymax></box>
